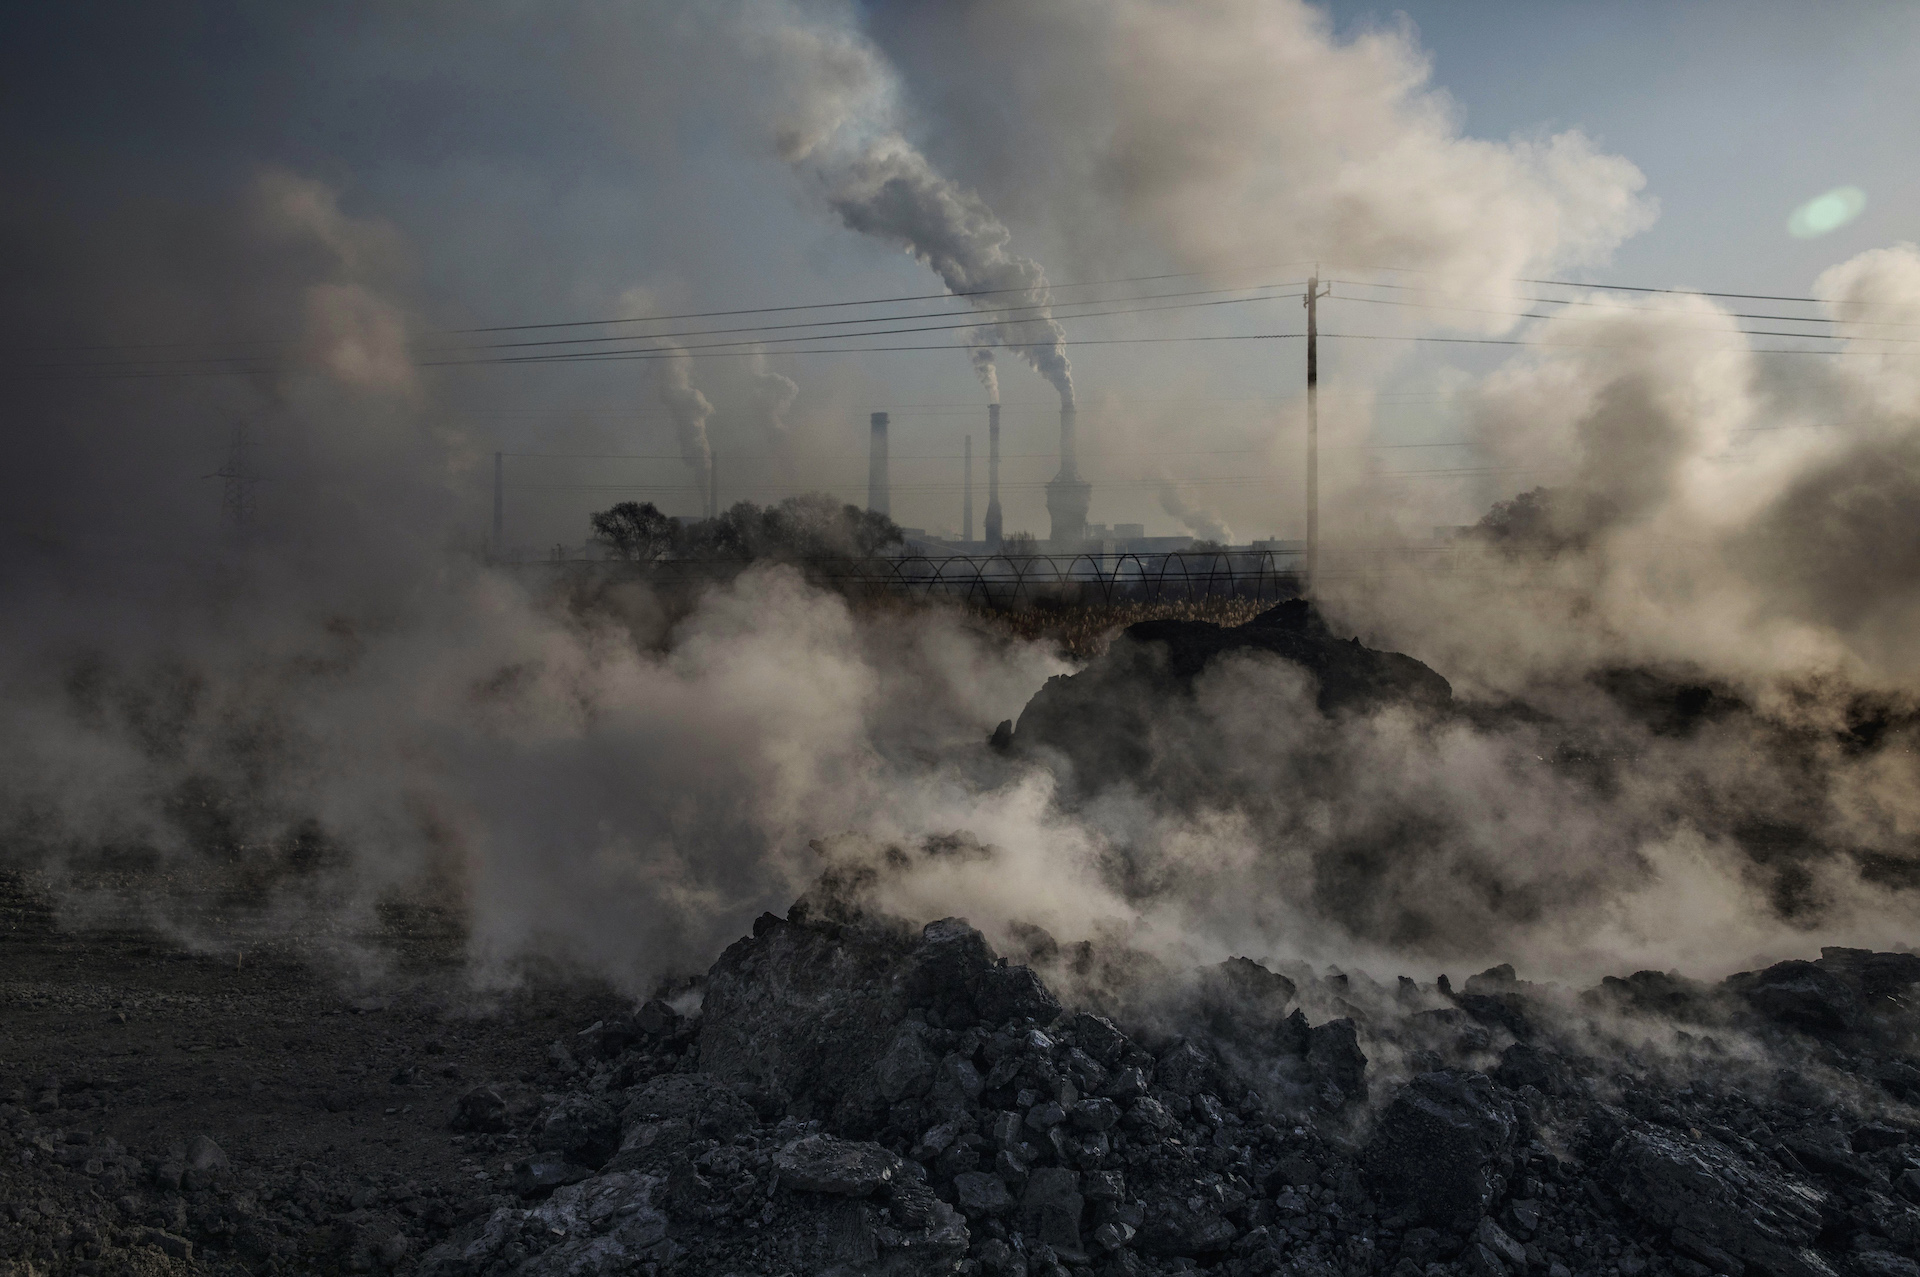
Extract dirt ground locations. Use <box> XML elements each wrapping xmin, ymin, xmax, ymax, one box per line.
<box><xmin>0</xmin><ymin>871</ymin><xmax>632</xmax><ymax>1275</ymax></box>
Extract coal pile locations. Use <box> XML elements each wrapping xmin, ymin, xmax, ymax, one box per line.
<box><xmin>404</xmin><ymin>908</ymin><xmax>1920</xmax><ymax>1277</ymax></box>
<box><xmin>999</xmin><ymin>599</ymin><xmax>1452</xmax><ymax>781</ymax></box>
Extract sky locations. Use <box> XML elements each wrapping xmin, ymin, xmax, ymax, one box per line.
<box><xmin>2</xmin><ymin>1</ymin><xmax>1915</xmax><ymax>550</ymax></box>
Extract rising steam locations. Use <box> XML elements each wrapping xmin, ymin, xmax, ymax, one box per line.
<box><xmin>2</xmin><ymin>2</ymin><xmax>1917</xmax><ymax>1013</ymax></box>
<box><xmin>658</xmin><ymin>344</ymin><xmax>715</xmax><ymax>508</ymax></box>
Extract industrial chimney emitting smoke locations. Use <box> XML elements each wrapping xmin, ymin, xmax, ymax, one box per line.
<box><xmin>963</xmin><ymin>434</ymin><xmax>974</xmax><ymax>544</ymax></box>
<box><xmin>1044</xmin><ymin>404</ymin><xmax>1090</xmax><ymax>547</ymax></box>
<box><xmin>868</xmin><ymin>412</ymin><xmax>890</xmax><ymax>517</ymax></box>
<box><xmin>984</xmin><ymin>404</ymin><xmax>1003</xmax><ymax>548</ymax></box>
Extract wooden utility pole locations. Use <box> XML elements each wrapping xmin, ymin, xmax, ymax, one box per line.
<box><xmin>1304</xmin><ymin>272</ymin><xmax>1331</xmax><ymax>589</ymax></box>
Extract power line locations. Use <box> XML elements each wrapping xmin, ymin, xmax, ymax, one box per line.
<box><xmin>1328</xmin><ymin>287</ymin><xmax>1920</xmax><ymax>342</ymax></box>
<box><xmin>444</xmin><ymin>262</ymin><xmax>1318</xmax><ymax>335</ymax></box>
<box><xmin>16</xmin><ymin>287</ymin><xmax>1307</xmax><ymax>373</ymax></box>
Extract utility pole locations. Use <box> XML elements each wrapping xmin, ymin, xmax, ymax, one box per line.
<box><xmin>212</xmin><ymin>422</ymin><xmax>257</xmax><ymax>543</ymax></box>
<box><xmin>492</xmin><ymin>451</ymin><xmax>504</xmax><ymax>559</ymax></box>
<box><xmin>1303</xmin><ymin>271</ymin><xmax>1331</xmax><ymax>590</ymax></box>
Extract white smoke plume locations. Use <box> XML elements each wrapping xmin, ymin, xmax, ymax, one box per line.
<box><xmin>865</xmin><ymin>0</ymin><xmax>1654</xmax><ymax>325</ymax></box>
<box><xmin>749</xmin><ymin>357</ymin><xmax>800</xmax><ymax>438</ymax></box>
<box><xmin>971</xmin><ymin>346</ymin><xmax>999</xmax><ymax>405</ymax></box>
<box><xmin>657</xmin><ymin>344</ymin><xmax>715</xmax><ymax>510</ymax></box>
<box><xmin>1157</xmin><ymin>477</ymin><xmax>1235</xmax><ymax>545</ymax></box>
<box><xmin>754</xmin><ymin>4</ymin><xmax>1075</xmax><ymax>407</ymax></box>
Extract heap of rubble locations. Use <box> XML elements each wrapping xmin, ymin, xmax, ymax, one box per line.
<box><xmin>415</xmin><ymin>905</ymin><xmax>1920</xmax><ymax>1277</ymax></box>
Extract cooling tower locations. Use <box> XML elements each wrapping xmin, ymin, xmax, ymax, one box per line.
<box><xmin>1044</xmin><ymin>404</ymin><xmax>1090</xmax><ymax>546</ymax></box>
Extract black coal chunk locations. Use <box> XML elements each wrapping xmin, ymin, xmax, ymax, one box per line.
<box><xmin>698</xmin><ymin>911</ymin><xmax>1055</xmax><ymax>1134</ymax></box>
<box><xmin>1362</xmin><ymin>1070</ymin><xmax>1516</xmax><ymax>1232</ymax></box>
<box><xmin>1602</xmin><ymin>1123</ymin><xmax>1835</xmax><ymax>1277</ymax></box>
<box><xmin>1726</xmin><ymin>960</ymin><xmax>1863</xmax><ymax>1035</ymax></box>
<box><xmin>535</xmin><ymin>1094</ymin><xmax>620</xmax><ymax>1169</ymax></box>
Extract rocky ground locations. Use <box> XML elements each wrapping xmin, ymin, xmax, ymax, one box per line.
<box><xmin>7</xmin><ymin>603</ymin><xmax>1920</xmax><ymax>1277</ymax></box>
<box><xmin>7</xmin><ymin>861</ymin><xmax>1920</xmax><ymax>1277</ymax></box>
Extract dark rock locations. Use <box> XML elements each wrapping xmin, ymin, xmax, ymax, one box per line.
<box><xmin>931</xmin><ymin>1053</ymin><xmax>985</xmax><ymax>1114</ymax></box>
<box><xmin>1475</xmin><ymin>1217</ymin><xmax>1527</xmax><ymax>1268</ymax></box>
<box><xmin>1781</xmin><ymin>1127</ymin><xmax>1878</xmax><ymax>1188</ymax></box>
<box><xmin>1603</xmin><ymin>1125</ymin><xmax>1834</xmax><ymax>1277</ymax></box>
<box><xmin>138</xmin><ymin>1228</ymin><xmax>194</xmax><ymax>1261</ymax></box>
<box><xmin>1860</xmin><ymin>951</ymin><xmax>1920</xmax><ymax>997</ymax></box>
<box><xmin>450</xmin><ymin>1086</ymin><xmax>510</xmax><ymax>1133</ymax></box>
<box><xmin>622</xmin><ymin>1072</ymin><xmax>755</xmax><ymax>1144</ymax></box>
<box><xmin>1493</xmin><ymin>1042</ymin><xmax>1572</xmax><ymax>1096</ymax></box>
<box><xmin>773</xmin><ymin>1134</ymin><xmax>901</xmax><ymax>1197</ymax></box>
<box><xmin>1138</xmin><ymin>1193</ymin><xmax>1236</xmax><ymax>1258</ymax></box>
<box><xmin>1021</xmin><ymin>1167</ymin><xmax>1086</xmax><ymax>1259</ymax></box>
<box><xmin>1068</xmin><ymin>1013</ymin><xmax>1130</xmax><ymax>1067</ymax></box>
<box><xmin>1071</xmin><ymin>1098</ymin><xmax>1121</xmax><ymax>1132</ymax></box>
<box><xmin>1124</xmin><ymin>1096</ymin><xmax>1173</xmax><ymax>1132</ymax></box>
<box><xmin>1306</xmin><ymin>1018</ymin><xmax>1367</xmax><ymax>1103</ymax></box>
<box><xmin>1195</xmin><ymin>957</ymin><xmax>1297</xmax><ymax>1045</ymax></box>
<box><xmin>954</xmin><ymin>1170</ymin><xmax>1013</xmax><ymax>1218</ymax></box>
<box><xmin>1727</xmin><ymin>960</ymin><xmax>1863</xmax><ymax>1035</ymax></box>
<box><xmin>1854</xmin><ymin>1253</ymin><xmax>1920</xmax><ymax>1277</ymax></box>
<box><xmin>512</xmin><ymin>1157</ymin><xmax>594</xmax><ymax>1197</ymax></box>
<box><xmin>1101</xmin><ymin>1066</ymin><xmax>1149</xmax><ymax>1101</ymax></box>
<box><xmin>1156</xmin><ymin>1041</ymin><xmax>1218</xmax><ymax>1097</ymax></box>
<box><xmin>1362</xmin><ymin>1071</ymin><xmax>1516</xmax><ymax>1231</ymax></box>
<box><xmin>537</xmin><ymin>1094</ymin><xmax>620</xmax><ymax>1169</ymax></box>
<box><xmin>1849</xmin><ymin>1122</ymin><xmax>1911</xmax><ymax>1153</ymax></box>
<box><xmin>634</xmin><ymin>997</ymin><xmax>681</xmax><ymax>1037</ymax></box>
<box><xmin>875</xmin><ymin>1028</ymin><xmax>939</xmax><ymax>1102</ymax></box>
<box><xmin>699</xmin><ymin>912</ymin><xmax>1052</xmax><ymax>1132</ymax></box>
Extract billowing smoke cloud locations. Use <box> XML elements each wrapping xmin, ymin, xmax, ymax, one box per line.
<box><xmin>1157</xmin><ymin>477</ymin><xmax>1235</xmax><ymax>545</ymax></box>
<box><xmin>868</xmin><ymin>0</ymin><xmax>1656</xmax><ymax>326</ymax></box>
<box><xmin>4</xmin><ymin>1</ymin><xmax>1919</xmax><ymax>1017</ymax></box>
<box><xmin>252</xmin><ymin>170</ymin><xmax>416</xmax><ymax>396</ymax></box>
<box><xmin>747</xmin><ymin>355</ymin><xmax>800</xmax><ymax>438</ymax></box>
<box><xmin>658</xmin><ymin>344</ymin><xmax>715</xmax><ymax>507</ymax></box>
<box><xmin>755</xmin><ymin>5</ymin><xmax>1075</xmax><ymax>407</ymax></box>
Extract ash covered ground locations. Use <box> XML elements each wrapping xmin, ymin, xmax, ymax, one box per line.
<box><xmin>5</xmin><ymin>603</ymin><xmax>1919</xmax><ymax>1277</ymax></box>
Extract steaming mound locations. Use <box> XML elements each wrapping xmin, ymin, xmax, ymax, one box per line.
<box><xmin>1003</xmin><ymin>600</ymin><xmax>1451</xmax><ymax>781</ymax></box>
<box><xmin>402</xmin><ymin>903</ymin><xmax>1917</xmax><ymax>1277</ymax></box>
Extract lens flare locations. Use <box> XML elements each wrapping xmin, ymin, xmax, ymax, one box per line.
<box><xmin>1788</xmin><ymin>186</ymin><xmax>1867</xmax><ymax>238</ymax></box>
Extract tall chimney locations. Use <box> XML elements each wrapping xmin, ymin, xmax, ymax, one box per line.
<box><xmin>708</xmin><ymin>454</ymin><xmax>719</xmax><ymax>522</ymax></box>
<box><xmin>963</xmin><ymin>434</ymin><xmax>973</xmax><ymax>544</ymax></box>
<box><xmin>984</xmin><ymin>404</ymin><xmax>1003</xmax><ymax>547</ymax></box>
<box><xmin>868</xmin><ymin>412</ymin><xmax>890</xmax><ymax>517</ymax></box>
<box><xmin>1044</xmin><ymin>403</ymin><xmax>1090</xmax><ymax>546</ymax></box>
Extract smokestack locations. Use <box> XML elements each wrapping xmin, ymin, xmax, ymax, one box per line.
<box><xmin>984</xmin><ymin>404</ymin><xmax>1002</xmax><ymax>548</ymax></box>
<box><xmin>963</xmin><ymin>434</ymin><xmax>973</xmax><ymax>545</ymax></box>
<box><xmin>868</xmin><ymin>412</ymin><xmax>890</xmax><ymax>517</ymax></box>
<box><xmin>708</xmin><ymin>454</ymin><xmax>719</xmax><ymax>522</ymax></box>
<box><xmin>1044</xmin><ymin>404</ymin><xmax>1090</xmax><ymax>547</ymax></box>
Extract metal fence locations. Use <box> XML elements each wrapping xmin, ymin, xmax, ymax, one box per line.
<box><xmin>567</xmin><ymin>549</ymin><xmax>1306</xmax><ymax>609</ymax></box>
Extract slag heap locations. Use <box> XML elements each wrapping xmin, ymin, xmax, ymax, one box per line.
<box><xmin>418</xmin><ymin>897</ymin><xmax>1920</xmax><ymax>1277</ymax></box>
